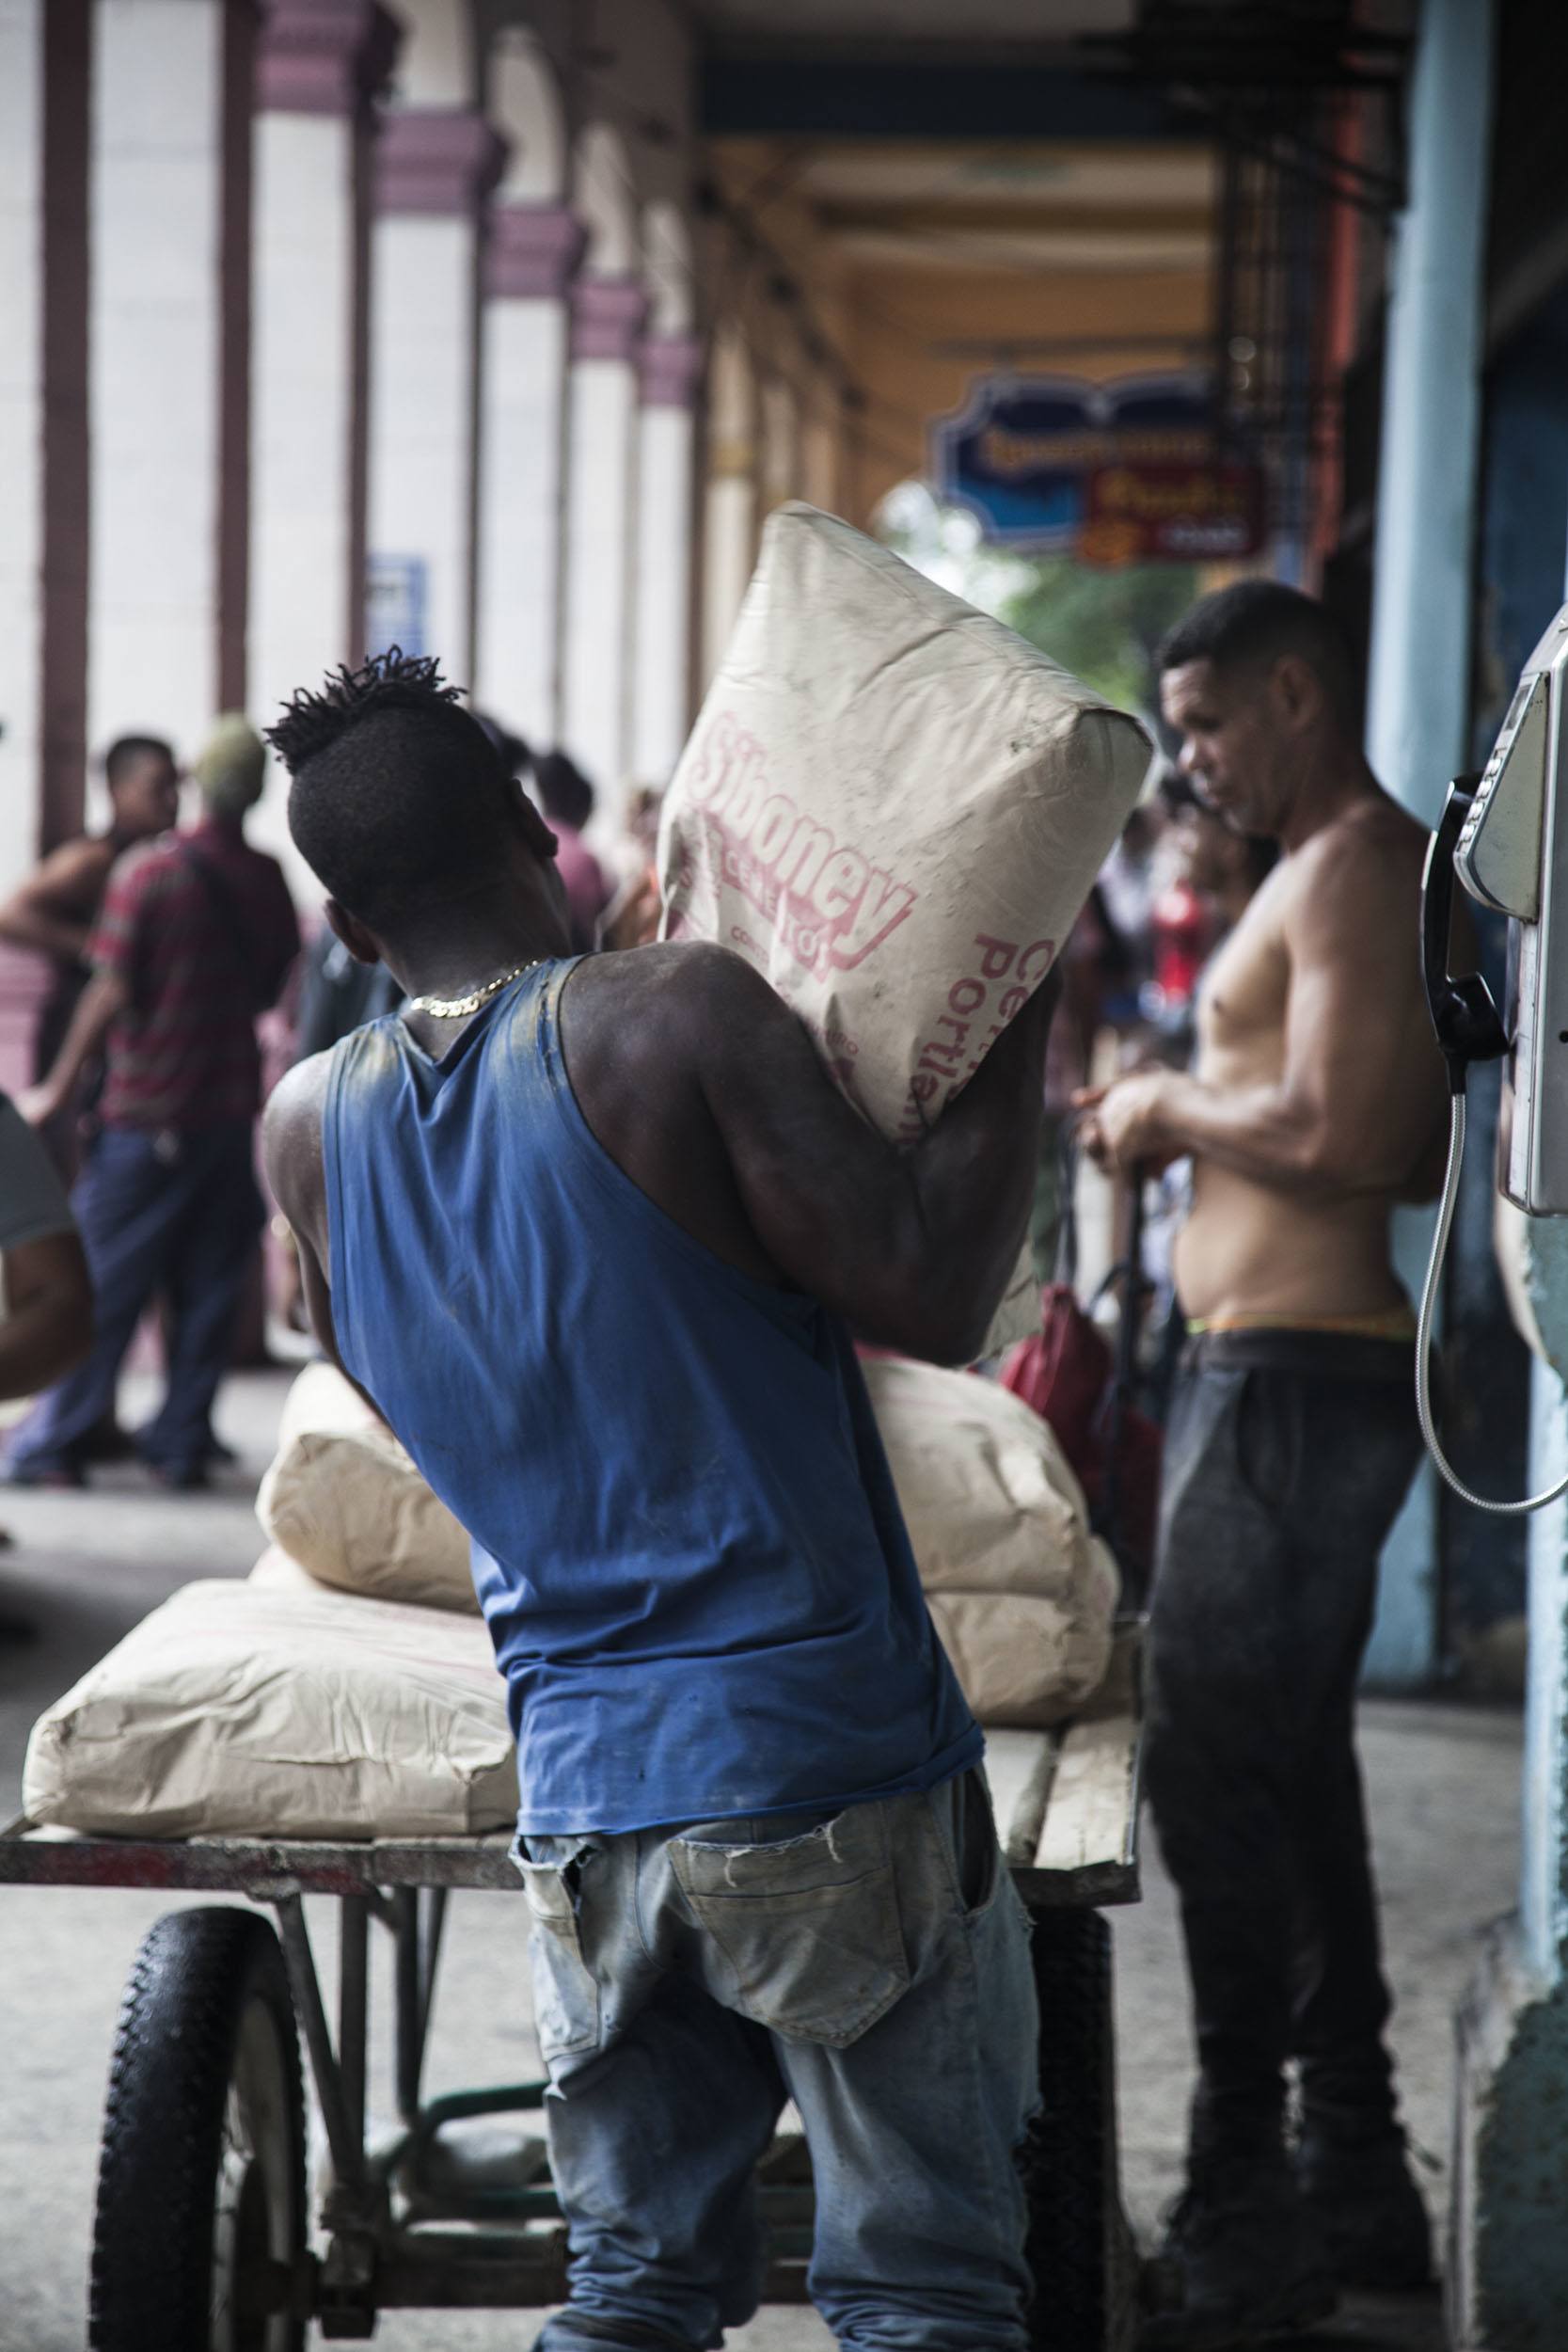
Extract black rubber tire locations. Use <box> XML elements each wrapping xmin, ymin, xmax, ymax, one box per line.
<box><xmin>1022</xmin><ymin>1908</ymin><xmax>1137</xmax><ymax>2352</ymax></box>
<box><xmin>89</xmin><ymin>1906</ymin><xmax>308</xmax><ymax>2352</ymax></box>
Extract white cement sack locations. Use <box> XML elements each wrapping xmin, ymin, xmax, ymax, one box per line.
<box><xmin>658</xmin><ymin>503</ymin><xmax>1152</xmax><ymax>1349</ymax></box>
<box><xmin>257</xmin><ymin>1360</ymin><xmax>476</xmax><ymax>1613</ymax></box>
<box><xmin>24</xmin><ymin>1578</ymin><xmax>515</xmax><ymax>1839</ymax></box>
<box><xmin>257</xmin><ymin>1359</ymin><xmax>1113</xmax><ymax>1724</ymax></box>
<box><xmin>860</xmin><ymin>1353</ymin><xmax>1118</xmax><ymax>1726</ymax></box>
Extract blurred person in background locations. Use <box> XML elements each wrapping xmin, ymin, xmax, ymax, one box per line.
<box><xmin>7</xmin><ymin>718</ymin><xmax>298</xmax><ymax>1489</ymax></box>
<box><xmin>0</xmin><ymin>1092</ymin><xmax>92</xmax><ymax>1633</ymax></box>
<box><xmin>533</xmin><ymin>749</ymin><xmax>611</xmax><ymax>951</ymax></box>
<box><xmin>0</xmin><ymin>736</ymin><xmax>182</xmax><ymax>1173</ymax></box>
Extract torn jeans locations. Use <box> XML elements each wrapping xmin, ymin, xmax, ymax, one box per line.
<box><xmin>515</xmin><ymin>1766</ymin><xmax>1038</xmax><ymax>2352</ymax></box>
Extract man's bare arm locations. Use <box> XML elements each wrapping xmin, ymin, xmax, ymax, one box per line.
<box><xmin>1087</xmin><ymin>833</ymin><xmax>1445</xmax><ymax>1197</ymax></box>
<box><xmin>664</xmin><ymin>946</ymin><xmax>1054</xmax><ymax>1362</ymax></box>
<box><xmin>0</xmin><ymin>841</ymin><xmax>106</xmax><ymax>965</ymax></box>
<box><xmin>22</xmin><ymin>970</ymin><xmax>131</xmax><ymax>1127</ymax></box>
<box><xmin>0</xmin><ymin>1232</ymin><xmax>92</xmax><ymax>1399</ymax></box>
<box><xmin>263</xmin><ymin>1057</ymin><xmax>385</xmax><ymax>1413</ymax></box>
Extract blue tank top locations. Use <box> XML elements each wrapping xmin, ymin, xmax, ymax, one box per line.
<box><xmin>323</xmin><ymin>961</ymin><xmax>980</xmax><ymax>1835</ymax></box>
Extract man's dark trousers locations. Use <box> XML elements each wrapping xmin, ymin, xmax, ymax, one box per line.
<box><xmin>1144</xmin><ymin>1328</ymin><xmax>1423</xmax><ymax>2161</ymax></box>
<box><xmin>9</xmin><ymin>1120</ymin><xmax>263</xmax><ymax>1480</ymax></box>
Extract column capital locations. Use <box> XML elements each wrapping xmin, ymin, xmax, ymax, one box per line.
<box><xmin>641</xmin><ymin>331</ymin><xmax>705</xmax><ymax>410</ymax></box>
<box><xmin>257</xmin><ymin>0</ymin><xmax>399</xmax><ymax>115</ymax></box>
<box><xmin>486</xmin><ymin>204</ymin><xmax>587</xmax><ymax>302</ymax></box>
<box><xmin>377</xmin><ymin>107</ymin><xmax>509</xmax><ymax>218</ymax></box>
<box><xmin>571</xmin><ymin>277</ymin><xmax>649</xmax><ymax>364</ymax></box>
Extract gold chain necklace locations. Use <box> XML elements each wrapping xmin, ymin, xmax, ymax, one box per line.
<box><xmin>408</xmin><ymin>960</ymin><xmax>544</xmax><ymax>1019</ymax></box>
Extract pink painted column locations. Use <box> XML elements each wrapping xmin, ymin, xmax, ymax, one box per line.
<box><xmin>633</xmin><ymin>331</ymin><xmax>705</xmax><ymax>785</ymax></box>
<box><xmin>368</xmin><ymin>106</ymin><xmax>506</xmax><ymax>684</ymax></box>
<box><xmin>472</xmin><ymin>203</ymin><xmax>585</xmax><ymax>742</ymax></box>
<box><xmin>561</xmin><ymin>276</ymin><xmax>649</xmax><ymax>817</ymax></box>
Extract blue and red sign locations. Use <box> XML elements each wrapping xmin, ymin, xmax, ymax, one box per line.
<box><xmin>930</xmin><ymin>372</ymin><xmax>1266</xmax><ymax>561</ymax></box>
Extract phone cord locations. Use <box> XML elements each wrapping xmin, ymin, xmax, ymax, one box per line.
<box><xmin>1417</xmin><ymin>1092</ymin><xmax>1568</xmax><ymax>1514</ymax></box>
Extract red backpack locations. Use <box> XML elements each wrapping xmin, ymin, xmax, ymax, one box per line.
<box><xmin>1000</xmin><ymin>1281</ymin><xmax>1163</xmax><ymax>1598</ymax></box>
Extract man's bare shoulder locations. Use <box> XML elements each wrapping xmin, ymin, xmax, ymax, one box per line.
<box><xmin>563</xmin><ymin>940</ymin><xmax>783</xmax><ymax>1051</ymax></box>
<box><xmin>29</xmin><ymin>834</ymin><xmax>115</xmax><ymax>897</ymax></box>
<box><xmin>263</xmin><ymin>1052</ymin><xmax>332</xmax><ymax>1236</ymax></box>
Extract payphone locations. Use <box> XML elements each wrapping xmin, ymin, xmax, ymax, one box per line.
<box><xmin>1420</xmin><ymin>600</ymin><xmax>1568</xmax><ymax>1509</ymax></box>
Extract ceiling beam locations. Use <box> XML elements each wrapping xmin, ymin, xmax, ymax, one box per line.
<box><xmin>816</xmin><ymin>200</ymin><xmax>1216</xmax><ymax>240</ymax></box>
<box><xmin>700</xmin><ymin>57</ymin><xmax>1199</xmax><ymax>142</ymax></box>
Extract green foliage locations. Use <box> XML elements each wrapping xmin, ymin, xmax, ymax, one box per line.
<box><xmin>999</xmin><ymin>557</ymin><xmax>1201</xmax><ymax>720</ymax></box>
<box><xmin>875</xmin><ymin>486</ymin><xmax>1199</xmax><ymax>723</ymax></box>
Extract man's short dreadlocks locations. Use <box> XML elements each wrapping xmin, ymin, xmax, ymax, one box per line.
<box><xmin>266</xmin><ymin>649</ymin><xmax>529</xmax><ymax>930</ymax></box>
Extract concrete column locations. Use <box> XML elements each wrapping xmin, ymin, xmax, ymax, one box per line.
<box><xmin>89</xmin><ymin>0</ymin><xmax>252</xmax><ymax>769</ymax></box>
<box><xmin>561</xmin><ymin>276</ymin><xmax>647</xmax><ymax>816</ymax></box>
<box><xmin>1361</xmin><ymin>0</ymin><xmax>1496</xmax><ymax>1689</ymax></box>
<box><xmin>472</xmin><ymin>204</ymin><xmax>584</xmax><ymax>741</ymax></box>
<box><xmin>1452</xmin><ymin>1226</ymin><xmax>1568</xmax><ymax>2347</ymax></box>
<box><xmin>248</xmin><ymin>2</ymin><xmax>395</xmax><ymax>744</ymax></box>
<box><xmin>701</xmin><ymin>326</ymin><xmax>758</xmax><ymax>684</ymax></box>
<box><xmin>631</xmin><ymin>331</ymin><xmax>703</xmax><ymax>785</ymax></box>
<box><xmin>368</xmin><ymin>106</ymin><xmax>504</xmax><ymax>681</ymax></box>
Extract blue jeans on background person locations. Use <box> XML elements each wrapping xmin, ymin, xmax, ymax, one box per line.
<box><xmin>8</xmin><ymin>1119</ymin><xmax>263</xmax><ymax>1483</ymax></box>
<box><xmin>516</xmin><ymin>1766</ymin><xmax>1039</xmax><ymax>2352</ymax></box>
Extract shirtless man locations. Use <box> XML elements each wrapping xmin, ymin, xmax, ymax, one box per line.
<box><xmin>0</xmin><ymin>736</ymin><xmax>181</xmax><ymax>1162</ymax></box>
<box><xmin>1080</xmin><ymin>581</ymin><xmax>1449</xmax><ymax>2350</ymax></box>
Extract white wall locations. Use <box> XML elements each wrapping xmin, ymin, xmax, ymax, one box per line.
<box><xmin>248</xmin><ymin>106</ymin><xmax>361</xmax><ymax>880</ymax></box>
<box><xmin>632</xmin><ymin>397</ymin><xmax>696</xmax><ymax>782</ymax></box>
<box><xmin>562</xmin><ymin>351</ymin><xmax>640</xmax><ymax>804</ymax></box>
<box><xmin>475</xmin><ymin>294</ymin><xmax>572</xmax><ymax>741</ymax></box>
<box><xmin>369</xmin><ymin>214</ymin><xmax>479</xmax><ymax>680</ymax></box>
<box><xmin>89</xmin><ymin>0</ymin><xmax>224</xmax><ymax>769</ymax></box>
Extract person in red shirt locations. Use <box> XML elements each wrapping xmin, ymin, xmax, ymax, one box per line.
<box><xmin>7</xmin><ymin>718</ymin><xmax>298</xmax><ymax>1487</ymax></box>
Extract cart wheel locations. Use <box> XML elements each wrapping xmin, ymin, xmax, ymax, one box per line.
<box><xmin>1022</xmin><ymin>1909</ymin><xmax>1139</xmax><ymax>2352</ymax></box>
<box><xmin>90</xmin><ymin>1907</ymin><xmax>308</xmax><ymax>2352</ymax></box>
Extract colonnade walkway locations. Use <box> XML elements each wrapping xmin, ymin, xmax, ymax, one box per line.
<box><xmin>0</xmin><ymin>1369</ymin><xmax>1520</xmax><ymax>2352</ymax></box>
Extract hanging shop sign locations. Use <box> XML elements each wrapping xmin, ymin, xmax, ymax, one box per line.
<box><xmin>930</xmin><ymin>372</ymin><xmax>1267</xmax><ymax>561</ymax></box>
<box><xmin>1078</xmin><ymin>459</ymin><xmax>1266</xmax><ymax>566</ymax></box>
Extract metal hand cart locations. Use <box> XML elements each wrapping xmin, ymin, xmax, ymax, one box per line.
<box><xmin>0</xmin><ymin>1629</ymin><xmax>1143</xmax><ymax>2351</ymax></box>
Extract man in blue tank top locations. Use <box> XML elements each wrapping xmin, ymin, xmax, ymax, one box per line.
<box><xmin>264</xmin><ymin>653</ymin><xmax>1058</xmax><ymax>2352</ymax></box>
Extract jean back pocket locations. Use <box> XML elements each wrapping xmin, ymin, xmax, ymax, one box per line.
<box><xmin>669</xmin><ymin>1803</ymin><xmax>911</xmax><ymax>2048</ymax></box>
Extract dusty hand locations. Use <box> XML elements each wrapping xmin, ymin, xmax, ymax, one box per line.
<box><xmin>1072</xmin><ymin>1073</ymin><xmax>1180</xmax><ymax>1176</ymax></box>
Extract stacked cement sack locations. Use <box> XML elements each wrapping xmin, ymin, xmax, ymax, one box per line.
<box><xmin>24</xmin><ymin>1574</ymin><xmax>516</xmax><ymax>1838</ymax></box>
<box><xmin>26</xmin><ymin>1362</ymin><xmax>1119</xmax><ymax>1840</ymax></box>
<box><xmin>658</xmin><ymin>502</ymin><xmax>1152</xmax><ymax>1351</ymax></box>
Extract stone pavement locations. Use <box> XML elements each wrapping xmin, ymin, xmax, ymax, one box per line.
<box><xmin>0</xmin><ymin>1368</ymin><xmax>1523</xmax><ymax>2351</ymax></box>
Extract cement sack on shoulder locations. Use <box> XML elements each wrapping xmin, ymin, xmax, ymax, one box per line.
<box><xmin>860</xmin><ymin>1353</ymin><xmax>1118</xmax><ymax>1726</ymax></box>
<box><xmin>658</xmin><ymin>503</ymin><xmax>1152</xmax><ymax>1350</ymax></box>
<box><xmin>257</xmin><ymin>1359</ymin><xmax>476</xmax><ymax>1613</ymax></box>
<box><xmin>24</xmin><ymin>1578</ymin><xmax>515</xmax><ymax>1838</ymax></box>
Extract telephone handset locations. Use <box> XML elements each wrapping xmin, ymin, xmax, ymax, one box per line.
<box><xmin>1418</xmin><ymin>598</ymin><xmax>1568</xmax><ymax>1511</ymax></box>
<box><xmin>1419</xmin><ymin>781</ymin><xmax>1507</xmax><ymax>1095</ymax></box>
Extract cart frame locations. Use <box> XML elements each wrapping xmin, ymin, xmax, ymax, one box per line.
<box><xmin>1</xmin><ymin>1627</ymin><xmax>1142</xmax><ymax>2344</ymax></box>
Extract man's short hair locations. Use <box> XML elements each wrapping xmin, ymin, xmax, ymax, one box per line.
<box><xmin>1158</xmin><ymin>580</ymin><xmax>1357</xmax><ymax>724</ymax></box>
<box><xmin>264</xmin><ymin>650</ymin><xmax>523</xmax><ymax>930</ymax></box>
<box><xmin>103</xmin><ymin>735</ymin><xmax>174</xmax><ymax>789</ymax></box>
